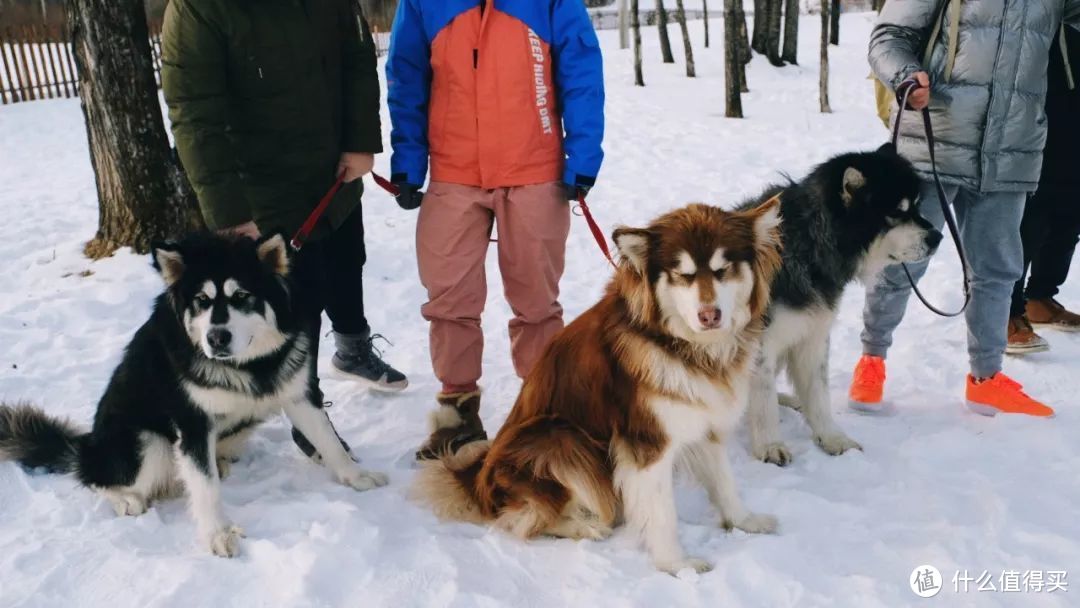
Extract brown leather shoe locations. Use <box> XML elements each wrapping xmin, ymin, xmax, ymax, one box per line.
<box><xmin>415</xmin><ymin>391</ymin><xmax>488</xmax><ymax>461</ymax></box>
<box><xmin>1026</xmin><ymin>298</ymin><xmax>1080</xmax><ymax>332</ymax></box>
<box><xmin>1006</xmin><ymin>315</ymin><xmax>1050</xmax><ymax>355</ymax></box>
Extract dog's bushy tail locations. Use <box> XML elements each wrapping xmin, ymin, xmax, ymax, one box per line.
<box><xmin>0</xmin><ymin>402</ymin><xmax>84</xmax><ymax>473</ymax></box>
<box><xmin>411</xmin><ymin>440</ymin><xmax>493</xmax><ymax>525</ymax></box>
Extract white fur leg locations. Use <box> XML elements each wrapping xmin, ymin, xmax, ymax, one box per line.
<box><xmin>616</xmin><ymin>450</ymin><xmax>709</xmax><ymax>574</ymax></box>
<box><xmin>747</xmin><ymin>354</ymin><xmax>792</xmax><ymax>466</ymax></box>
<box><xmin>175</xmin><ymin>439</ymin><xmax>239</xmax><ymax>557</ymax></box>
<box><xmin>100</xmin><ymin>433</ymin><xmax>177</xmax><ymax>515</ymax></box>
<box><xmin>787</xmin><ymin>336</ymin><xmax>862</xmax><ymax>456</ymax></box>
<box><xmin>683</xmin><ymin>440</ymin><xmax>778</xmax><ymax>534</ymax></box>
<box><xmin>284</xmin><ymin>400</ymin><xmax>388</xmax><ymax>491</ymax></box>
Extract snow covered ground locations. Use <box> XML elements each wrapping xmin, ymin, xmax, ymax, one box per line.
<box><xmin>1</xmin><ymin>14</ymin><xmax>1078</xmax><ymax>608</ymax></box>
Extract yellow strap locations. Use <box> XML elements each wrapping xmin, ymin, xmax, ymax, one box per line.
<box><xmin>922</xmin><ymin>1</ymin><xmax>947</xmax><ymax>66</ymax></box>
<box><xmin>1061</xmin><ymin>25</ymin><xmax>1076</xmax><ymax>91</ymax></box>
<box><xmin>943</xmin><ymin>0</ymin><xmax>961</xmax><ymax>81</ymax></box>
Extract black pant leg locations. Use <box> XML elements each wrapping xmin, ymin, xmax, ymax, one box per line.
<box><xmin>322</xmin><ymin>207</ymin><xmax>370</xmax><ymax>338</ymax></box>
<box><xmin>1013</xmin><ymin>191</ymin><xmax>1053</xmax><ymax>315</ymax></box>
<box><xmin>1026</xmin><ymin>186</ymin><xmax>1080</xmax><ymax>301</ymax></box>
<box><xmin>288</xmin><ymin>241</ymin><xmax>329</xmax><ymax>399</ymax></box>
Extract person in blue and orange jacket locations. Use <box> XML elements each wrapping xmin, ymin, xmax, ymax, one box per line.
<box><xmin>386</xmin><ymin>0</ymin><xmax>604</xmax><ymax>460</ymax></box>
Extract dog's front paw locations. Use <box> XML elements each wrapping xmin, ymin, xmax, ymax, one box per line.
<box><xmin>656</xmin><ymin>557</ymin><xmax>713</xmax><ymax>576</ymax></box>
<box><xmin>753</xmin><ymin>441</ymin><xmax>793</xmax><ymax>466</ymax></box>
<box><xmin>336</xmin><ymin>466</ymin><xmax>389</xmax><ymax>492</ymax></box>
<box><xmin>107</xmin><ymin>491</ymin><xmax>148</xmax><ymax>517</ymax></box>
<box><xmin>726</xmin><ymin>512</ymin><xmax>779</xmax><ymax>535</ymax></box>
<box><xmin>207</xmin><ymin>525</ymin><xmax>245</xmax><ymax>558</ymax></box>
<box><xmin>814</xmin><ymin>432</ymin><xmax>862</xmax><ymax>456</ymax></box>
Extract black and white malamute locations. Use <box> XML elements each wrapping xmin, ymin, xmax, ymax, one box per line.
<box><xmin>0</xmin><ymin>233</ymin><xmax>387</xmax><ymax>557</ymax></box>
<box><xmin>740</xmin><ymin>144</ymin><xmax>943</xmax><ymax>465</ymax></box>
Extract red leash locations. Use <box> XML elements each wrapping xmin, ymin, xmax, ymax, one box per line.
<box><xmin>294</xmin><ymin>173</ymin><xmax>617</xmax><ymax>271</ymax></box>
<box><xmin>575</xmin><ymin>193</ymin><xmax>617</xmax><ymax>270</ymax></box>
<box><xmin>290</xmin><ymin>172</ymin><xmax>399</xmax><ymax>250</ymax></box>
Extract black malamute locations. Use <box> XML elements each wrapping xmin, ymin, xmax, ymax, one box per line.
<box><xmin>0</xmin><ymin>233</ymin><xmax>387</xmax><ymax>557</ymax></box>
<box><xmin>739</xmin><ymin>144</ymin><xmax>943</xmax><ymax>466</ymax></box>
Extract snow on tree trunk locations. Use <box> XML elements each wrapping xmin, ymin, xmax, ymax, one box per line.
<box><xmin>632</xmin><ymin>0</ymin><xmax>644</xmax><ymax>86</ymax></box>
<box><xmin>674</xmin><ymin>0</ymin><xmax>695</xmax><ymax>77</ymax></box>
<box><xmin>67</xmin><ymin>0</ymin><xmax>202</xmax><ymax>259</ymax></box>
<box><xmin>618</xmin><ymin>0</ymin><xmax>629</xmax><ymax>50</ymax></box>
<box><xmin>656</xmin><ymin>0</ymin><xmax>675</xmax><ymax>64</ymax></box>
<box><xmin>765</xmin><ymin>0</ymin><xmax>785</xmax><ymax>67</ymax></box>
<box><xmin>703</xmin><ymin>0</ymin><xmax>710</xmax><ymax>48</ymax></box>
<box><xmin>724</xmin><ymin>0</ymin><xmax>743</xmax><ymax>118</ymax></box>
<box><xmin>751</xmin><ymin>0</ymin><xmax>766</xmax><ymax>54</ymax></box>
<box><xmin>830</xmin><ymin>0</ymin><xmax>840</xmax><ymax>45</ymax></box>
<box><xmin>781</xmin><ymin>0</ymin><xmax>798</xmax><ymax>65</ymax></box>
<box><xmin>736</xmin><ymin>0</ymin><xmax>750</xmax><ymax>92</ymax></box>
<box><xmin>820</xmin><ymin>0</ymin><xmax>831</xmax><ymax>113</ymax></box>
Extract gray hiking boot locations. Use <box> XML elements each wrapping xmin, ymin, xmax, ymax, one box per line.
<box><xmin>331</xmin><ymin>332</ymin><xmax>408</xmax><ymax>392</ymax></box>
<box><xmin>415</xmin><ymin>391</ymin><xmax>488</xmax><ymax>461</ymax></box>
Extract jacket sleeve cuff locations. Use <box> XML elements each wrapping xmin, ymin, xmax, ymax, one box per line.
<box><xmin>888</xmin><ymin>62</ymin><xmax>923</xmax><ymax>91</ymax></box>
<box><xmin>563</xmin><ymin>168</ymin><xmax>596</xmax><ymax>189</ymax></box>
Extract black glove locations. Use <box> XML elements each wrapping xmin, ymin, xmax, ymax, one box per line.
<box><xmin>564</xmin><ymin>183</ymin><xmax>591</xmax><ymax>202</ymax></box>
<box><xmin>395</xmin><ymin>183</ymin><xmax>424</xmax><ymax>210</ymax></box>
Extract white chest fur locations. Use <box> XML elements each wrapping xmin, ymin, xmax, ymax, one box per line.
<box><xmin>646</xmin><ymin>362</ymin><xmax>749</xmax><ymax>446</ymax></box>
<box><xmin>181</xmin><ymin>364</ymin><xmax>308</xmax><ymax>426</ymax></box>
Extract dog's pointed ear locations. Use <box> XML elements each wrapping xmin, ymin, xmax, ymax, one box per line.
<box><xmin>747</xmin><ymin>194</ymin><xmax>783</xmax><ymax>251</ymax></box>
<box><xmin>613</xmin><ymin>227</ymin><xmax>650</xmax><ymax>273</ymax></box>
<box><xmin>877</xmin><ymin>142</ymin><xmax>897</xmax><ymax>155</ymax></box>
<box><xmin>151</xmin><ymin>241</ymin><xmax>185</xmax><ymax>287</ymax></box>
<box><xmin>255</xmin><ymin>232</ymin><xmax>290</xmax><ymax>276</ymax></box>
<box><xmin>842</xmin><ymin>167</ymin><xmax>866</xmax><ymax>206</ymax></box>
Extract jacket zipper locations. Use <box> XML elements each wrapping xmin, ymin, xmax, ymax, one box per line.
<box><xmin>474</xmin><ymin>0</ymin><xmax>487</xmax><ymax>69</ymax></box>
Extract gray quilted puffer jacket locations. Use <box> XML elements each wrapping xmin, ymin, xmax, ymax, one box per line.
<box><xmin>870</xmin><ymin>1</ymin><xmax>1080</xmax><ymax>193</ymax></box>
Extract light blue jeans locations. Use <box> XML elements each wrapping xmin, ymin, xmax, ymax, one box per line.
<box><xmin>861</xmin><ymin>181</ymin><xmax>1026</xmax><ymax>378</ymax></box>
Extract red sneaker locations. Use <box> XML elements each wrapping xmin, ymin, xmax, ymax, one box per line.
<box><xmin>849</xmin><ymin>355</ymin><xmax>886</xmax><ymax>413</ymax></box>
<box><xmin>965</xmin><ymin>373</ymin><xmax>1055</xmax><ymax>418</ymax></box>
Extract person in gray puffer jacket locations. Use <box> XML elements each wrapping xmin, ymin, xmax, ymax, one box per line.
<box><xmin>849</xmin><ymin>1</ymin><xmax>1080</xmax><ymax>419</ymax></box>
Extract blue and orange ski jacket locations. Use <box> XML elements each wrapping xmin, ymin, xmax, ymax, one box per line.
<box><xmin>386</xmin><ymin>0</ymin><xmax>605</xmax><ymax>191</ymax></box>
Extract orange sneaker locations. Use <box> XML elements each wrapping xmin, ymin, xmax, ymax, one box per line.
<box><xmin>965</xmin><ymin>373</ymin><xmax>1055</xmax><ymax>418</ymax></box>
<box><xmin>849</xmin><ymin>355</ymin><xmax>886</xmax><ymax>412</ymax></box>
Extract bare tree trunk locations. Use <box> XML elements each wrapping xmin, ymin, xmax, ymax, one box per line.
<box><xmin>724</xmin><ymin>0</ymin><xmax>743</xmax><ymax>117</ymax></box>
<box><xmin>703</xmin><ymin>0</ymin><xmax>710</xmax><ymax>48</ymax></box>
<box><xmin>67</xmin><ymin>0</ymin><xmax>202</xmax><ymax>259</ymax></box>
<box><xmin>674</xmin><ymin>0</ymin><xmax>694</xmax><ymax>77</ymax></box>
<box><xmin>751</xmin><ymin>0</ymin><xmax>766</xmax><ymax>54</ymax></box>
<box><xmin>765</xmin><ymin>0</ymin><xmax>785</xmax><ymax>66</ymax></box>
<box><xmin>781</xmin><ymin>0</ymin><xmax>798</xmax><ymax>65</ymax></box>
<box><xmin>830</xmin><ymin>0</ymin><xmax>840</xmax><ymax>45</ymax></box>
<box><xmin>820</xmin><ymin>0</ymin><xmax>831</xmax><ymax>113</ymax></box>
<box><xmin>656</xmin><ymin>0</ymin><xmax>675</xmax><ymax>64</ymax></box>
<box><xmin>632</xmin><ymin>0</ymin><xmax>644</xmax><ymax>86</ymax></box>
<box><xmin>736</xmin><ymin>0</ymin><xmax>751</xmax><ymax>92</ymax></box>
<box><xmin>618</xmin><ymin>0</ymin><xmax>629</xmax><ymax>50</ymax></box>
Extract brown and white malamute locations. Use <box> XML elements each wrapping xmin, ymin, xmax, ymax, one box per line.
<box><xmin>411</xmin><ymin>198</ymin><xmax>784</xmax><ymax>574</ymax></box>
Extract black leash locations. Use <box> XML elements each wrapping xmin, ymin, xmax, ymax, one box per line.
<box><xmin>891</xmin><ymin>79</ymin><xmax>971</xmax><ymax>317</ymax></box>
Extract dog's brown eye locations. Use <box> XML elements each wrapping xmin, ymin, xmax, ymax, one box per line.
<box><xmin>680</xmin><ymin>273</ymin><xmax>696</xmax><ymax>283</ymax></box>
<box><xmin>232</xmin><ymin>290</ymin><xmax>251</xmax><ymax>303</ymax></box>
<box><xmin>713</xmin><ymin>268</ymin><xmax>726</xmax><ymax>280</ymax></box>
<box><xmin>194</xmin><ymin>294</ymin><xmax>212</xmax><ymax>308</ymax></box>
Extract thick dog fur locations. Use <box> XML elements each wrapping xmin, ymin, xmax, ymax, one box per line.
<box><xmin>413</xmin><ymin>199</ymin><xmax>784</xmax><ymax>574</ymax></box>
<box><xmin>738</xmin><ymin>144</ymin><xmax>942</xmax><ymax>465</ymax></box>
<box><xmin>0</xmin><ymin>233</ymin><xmax>387</xmax><ymax>557</ymax></box>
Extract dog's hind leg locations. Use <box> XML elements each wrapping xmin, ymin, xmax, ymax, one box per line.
<box><xmin>175</xmin><ymin>423</ymin><xmax>244</xmax><ymax>558</ymax></box>
<box><xmin>683</xmin><ymin>440</ymin><xmax>778</xmax><ymax>534</ymax></box>
<box><xmin>615</xmin><ymin>444</ymin><xmax>709</xmax><ymax>575</ymax></box>
<box><xmin>284</xmin><ymin>399</ymin><xmax>387</xmax><ymax>491</ymax></box>
<box><xmin>787</xmin><ymin>335</ymin><xmax>862</xmax><ymax>456</ymax></box>
<box><xmin>99</xmin><ymin>433</ymin><xmax>176</xmax><ymax>516</ymax></box>
<box><xmin>747</xmin><ymin>350</ymin><xmax>792</xmax><ymax>466</ymax></box>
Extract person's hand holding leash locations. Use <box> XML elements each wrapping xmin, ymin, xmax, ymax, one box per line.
<box><xmin>903</xmin><ymin>72</ymin><xmax>931</xmax><ymax>110</ymax></box>
<box><xmin>394</xmin><ymin>183</ymin><xmax>424</xmax><ymax>210</ymax></box>
<box><xmin>337</xmin><ymin>152</ymin><xmax>375</xmax><ymax>183</ymax></box>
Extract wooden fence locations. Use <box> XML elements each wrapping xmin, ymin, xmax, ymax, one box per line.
<box><xmin>1</xmin><ymin>22</ymin><xmax>387</xmax><ymax>106</ymax></box>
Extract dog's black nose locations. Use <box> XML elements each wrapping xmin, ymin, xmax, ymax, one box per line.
<box><xmin>926</xmin><ymin>230</ymin><xmax>944</xmax><ymax>250</ymax></box>
<box><xmin>207</xmin><ymin>328</ymin><xmax>232</xmax><ymax>350</ymax></box>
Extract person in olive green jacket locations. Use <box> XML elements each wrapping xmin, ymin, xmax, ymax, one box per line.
<box><xmin>162</xmin><ymin>0</ymin><xmax>407</xmax><ymax>459</ymax></box>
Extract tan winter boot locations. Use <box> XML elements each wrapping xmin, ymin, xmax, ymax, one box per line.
<box><xmin>1006</xmin><ymin>315</ymin><xmax>1049</xmax><ymax>355</ymax></box>
<box><xmin>415</xmin><ymin>391</ymin><xmax>488</xmax><ymax>461</ymax></box>
<box><xmin>1026</xmin><ymin>298</ymin><xmax>1080</xmax><ymax>332</ymax></box>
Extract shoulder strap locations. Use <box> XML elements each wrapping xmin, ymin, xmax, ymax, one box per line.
<box><xmin>922</xmin><ymin>0</ymin><xmax>951</xmax><ymax>67</ymax></box>
<box><xmin>1061</xmin><ymin>25</ymin><xmax>1076</xmax><ymax>91</ymax></box>
<box><xmin>942</xmin><ymin>0</ymin><xmax>962</xmax><ymax>81</ymax></box>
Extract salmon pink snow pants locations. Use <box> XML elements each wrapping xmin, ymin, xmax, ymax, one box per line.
<box><xmin>417</xmin><ymin>181</ymin><xmax>571</xmax><ymax>390</ymax></box>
